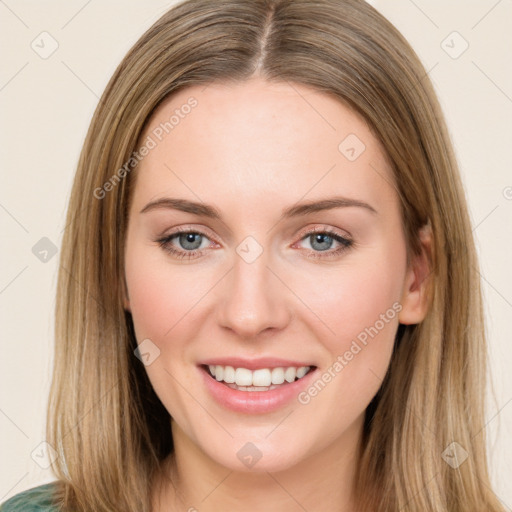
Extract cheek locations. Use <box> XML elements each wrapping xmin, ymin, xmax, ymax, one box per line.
<box><xmin>296</xmin><ymin>249</ymin><xmax>405</xmax><ymax>351</ymax></box>
<box><xmin>124</xmin><ymin>243</ymin><xmax>212</xmax><ymax>422</ymax></box>
<box><xmin>126</xmin><ymin>266</ymin><xmax>176</xmax><ymax>341</ymax></box>
<box><xmin>125</xmin><ymin>243</ymin><xmax>208</xmax><ymax>343</ymax></box>
<box><xmin>328</xmin><ymin>263</ymin><xmax>402</xmax><ymax>347</ymax></box>
<box><xmin>291</xmin><ymin>242</ymin><xmax>406</xmax><ymax>408</ymax></box>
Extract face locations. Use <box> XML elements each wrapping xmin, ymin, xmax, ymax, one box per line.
<box><xmin>124</xmin><ymin>77</ymin><xmax>428</xmax><ymax>473</ymax></box>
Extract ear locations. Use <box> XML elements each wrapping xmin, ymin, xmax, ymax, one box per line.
<box><xmin>398</xmin><ymin>222</ymin><xmax>433</xmax><ymax>325</ymax></box>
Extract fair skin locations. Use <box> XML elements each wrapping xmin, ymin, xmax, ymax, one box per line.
<box><xmin>123</xmin><ymin>77</ymin><xmax>431</xmax><ymax>511</ymax></box>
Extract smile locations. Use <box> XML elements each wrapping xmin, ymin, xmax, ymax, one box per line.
<box><xmin>198</xmin><ymin>362</ymin><xmax>318</xmax><ymax>414</ymax></box>
<box><xmin>206</xmin><ymin>364</ymin><xmax>313</xmax><ymax>391</ymax></box>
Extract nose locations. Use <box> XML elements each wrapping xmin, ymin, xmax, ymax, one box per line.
<box><xmin>216</xmin><ymin>248</ymin><xmax>292</xmax><ymax>339</ymax></box>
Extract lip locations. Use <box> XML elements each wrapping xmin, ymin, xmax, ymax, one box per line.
<box><xmin>198</xmin><ymin>357</ymin><xmax>315</xmax><ymax>371</ymax></box>
<box><xmin>198</xmin><ymin>364</ymin><xmax>318</xmax><ymax>414</ymax></box>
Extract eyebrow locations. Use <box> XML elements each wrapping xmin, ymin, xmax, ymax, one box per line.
<box><xmin>140</xmin><ymin>196</ymin><xmax>378</xmax><ymax>220</ymax></box>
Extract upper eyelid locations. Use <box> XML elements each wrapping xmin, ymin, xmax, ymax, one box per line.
<box><xmin>295</xmin><ymin>224</ymin><xmax>351</xmax><ymax>239</ymax></box>
<box><xmin>162</xmin><ymin>225</ymin><xmax>219</xmax><ymax>243</ymax></box>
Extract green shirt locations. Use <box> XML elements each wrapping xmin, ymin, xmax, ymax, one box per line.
<box><xmin>0</xmin><ymin>482</ymin><xmax>59</xmax><ymax>511</ymax></box>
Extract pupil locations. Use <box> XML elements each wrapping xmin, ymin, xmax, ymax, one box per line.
<box><xmin>180</xmin><ymin>233</ymin><xmax>202</xmax><ymax>250</ymax></box>
<box><xmin>312</xmin><ymin>234</ymin><xmax>332</xmax><ymax>251</ymax></box>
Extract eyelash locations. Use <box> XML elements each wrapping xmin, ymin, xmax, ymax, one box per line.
<box><xmin>156</xmin><ymin>226</ymin><xmax>354</xmax><ymax>261</ymax></box>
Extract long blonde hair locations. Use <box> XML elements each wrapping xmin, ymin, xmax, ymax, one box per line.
<box><xmin>47</xmin><ymin>0</ymin><xmax>504</xmax><ymax>510</ymax></box>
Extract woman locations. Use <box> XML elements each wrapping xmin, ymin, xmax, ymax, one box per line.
<box><xmin>1</xmin><ymin>0</ymin><xmax>505</xmax><ymax>510</ymax></box>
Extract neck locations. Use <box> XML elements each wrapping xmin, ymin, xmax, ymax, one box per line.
<box><xmin>153</xmin><ymin>416</ymin><xmax>364</xmax><ymax>512</ymax></box>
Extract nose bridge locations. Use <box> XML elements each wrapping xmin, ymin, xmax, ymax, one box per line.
<box><xmin>217</xmin><ymin>240</ymin><xmax>290</xmax><ymax>337</ymax></box>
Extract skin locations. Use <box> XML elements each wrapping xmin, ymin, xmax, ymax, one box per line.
<box><xmin>123</xmin><ymin>77</ymin><xmax>431</xmax><ymax>511</ymax></box>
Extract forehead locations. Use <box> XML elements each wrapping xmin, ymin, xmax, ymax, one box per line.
<box><xmin>133</xmin><ymin>78</ymin><xmax>396</xmax><ymax>215</ymax></box>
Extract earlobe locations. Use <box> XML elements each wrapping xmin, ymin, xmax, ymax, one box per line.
<box><xmin>398</xmin><ymin>223</ymin><xmax>433</xmax><ymax>325</ymax></box>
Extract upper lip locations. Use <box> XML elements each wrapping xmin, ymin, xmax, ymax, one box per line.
<box><xmin>198</xmin><ymin>357</ymin><xmax>316</xmax><ymax>371</ymax></box>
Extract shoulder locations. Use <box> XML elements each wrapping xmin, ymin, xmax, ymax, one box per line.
<box><xmin>0</xmin><ymin>482</ymin><xmax>59</xmax><ymax>511</ymax></box>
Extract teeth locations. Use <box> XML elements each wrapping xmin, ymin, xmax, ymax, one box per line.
<box><xmin>296</xmin><ymin>367</ymin><xmax>308</xmax><ymax>379</ymax></box>
<box><xmin>271</xmin><ymin>367</ymin><xmax>285</xmax><ymax>385</ymax></box>
<box><xmin>284</xmin><ymin>367</ymin><xmax>296</xmax><ymax>383</ymax></box>
<box><xmin>207</xmin><ymin>364</ymin><xmax>311</xmax><ymax>386</ymax></box>
<box><xmin>226</xmin><ymin>383</ymin><xmax>276</xmax><ymax>391</ymax></box>
<box><xmin>223</xmin><ymin>365</ymin><xmax>235</xmax><ymax>383</ymax></box>
<box><xmin>235</xmin><ymin>367</ymin><xmax>253</xmax><ymax>386</ymax></box>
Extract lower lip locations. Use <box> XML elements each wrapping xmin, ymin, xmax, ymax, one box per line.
<box><xmin>199</xmin><ymin>365</ymin><xmax>318</xmax><ymax>414</ymax></box>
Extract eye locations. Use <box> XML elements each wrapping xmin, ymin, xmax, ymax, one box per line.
<box><xmin>156</xmin><ymin>228</ymin><xmax>215</xmax><ymax>260</ymax></box>
<box><xmin>156</xmin><ymin>225</ymin><xmax>354</xmax><ymax>261</ymax></box>
<box><xmin>294</xmin><ymin>226</ymin><xmax>354</xmax><ymax>260</ymax></box>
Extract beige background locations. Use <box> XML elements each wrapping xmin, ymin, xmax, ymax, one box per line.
<box><xmin>1</xmin><ymin>0</ymin><xmax>511</xmax><ymax>507</ymax></box>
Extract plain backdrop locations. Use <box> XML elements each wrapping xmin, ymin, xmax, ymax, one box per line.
<box><xmin>1</xmin><ymin>0</ymin><xmax>511</xmax><ymax>507</ymax></box>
